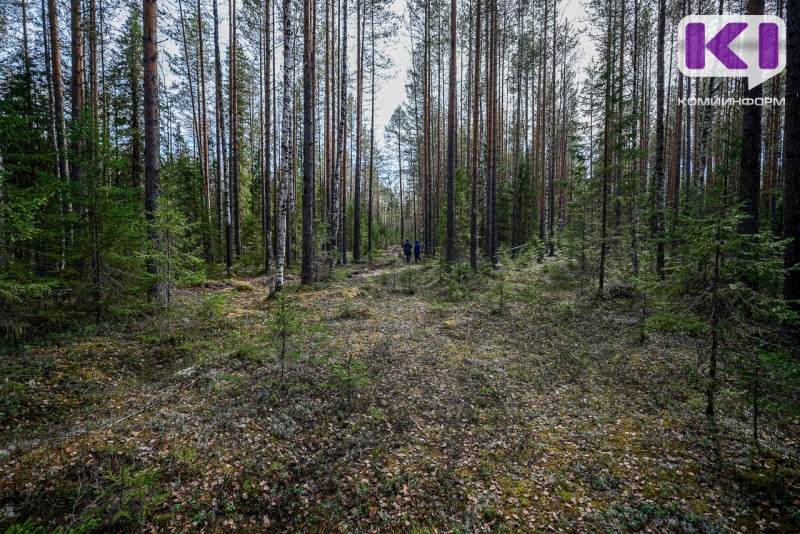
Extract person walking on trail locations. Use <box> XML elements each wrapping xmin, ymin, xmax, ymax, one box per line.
<box><xmin>414</xmin><ymin>240</ymin><xmax>421</xmax><ymax>263</ymax></box>
<box><xmin>403</xmin><ymin>239</ymin><xmax>412</xmax><ymax>263</ymax></box>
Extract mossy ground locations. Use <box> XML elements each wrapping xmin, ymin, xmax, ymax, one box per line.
<box><xmin>1</xmin><ymin>252</ymin><xmax>798</xmax><ymax>532</ymax></box>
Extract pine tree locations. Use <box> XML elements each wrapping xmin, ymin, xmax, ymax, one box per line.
<box><xmin>143</xmin><ymin>0</ymin><xmax>164</xmax><ymax>302</ymax></box>
<box><xmin>739</xmin><ymin>0</ymin><xmax>765</xmax><ymax>237</ymax></box>
<box><xmin>330</xmin><ymin>0</ymin><xmax>347</xmax><ymax>265</ymax></box>
<box><xmin>786</xmin><ymin>0</ymin><xmax>800</xmax><ymax>309</ymax></box>
<box><xmin>445</xmin><ymin>0</ymin><xmax>456</xmax><ymax>264</ymax></box>
<box><xmin>301</xmin><ymin>0</ymin><xmax>316</xmax><ymax>285</ymax></box>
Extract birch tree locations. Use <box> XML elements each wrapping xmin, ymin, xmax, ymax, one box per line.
<box><xmin>276</xmin><ymin>0</ymin><xmax>295</xmax><ymax>291</ymax></box>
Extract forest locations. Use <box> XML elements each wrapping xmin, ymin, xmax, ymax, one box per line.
<box><xmin>1</xmin><ymin>0</ymin><xmax>800</xmax><ymax>529</ymax></box>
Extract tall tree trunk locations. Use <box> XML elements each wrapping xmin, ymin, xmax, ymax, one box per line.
<box><xmin>538</xmin><ymin>0</ymin><xmax>547</xmax><ymax>244</ymax></box>
<box><xmin>130</xmin><ymin>15</ymin><xmax>142</xmax><ymax>189</ymax></box>
<box><xmin>340</xmin><ymin>42</ymin><xmax>347</xmax><ymax>264</ymax></box>
<box><xmin>672</xmin><ymin>69</ymin><xmax>684</xmax><ymax>227</ymax></box>
<box><xmin>654</xmin><ymin>0</ymin><xmax>667</xmax><ymax>277</ymax></box>
<box><xmin>629</xmin><ymin>0</ymin><xmax>640</xmax><ymax>275</ymax></box>
<box><xmin>301</xmin><ymin>0</ymin><xmax>315</xmax><ymax>285</ymax></box>
<box><xmin>707</xmin><ymin>142</ymin><xmax>731</xmax><ymax>417</ymax></box>
<box><xmin>198</xmin><ymin>0</ymin><xmax>210</xmax><ymax>220</ymax></box>
<box><xmin>21</xmin><ymin>0</ymin><xmax>33</xmax><ymax>116</ymax></box>
<box><xmin>324</xmin><ymin>0</ymin><xmax>330</xmax><ymax>233</ymax></box>
<box><xmin>178</xmin><ymin>0</ymin><xmax>200</xmax><ymax>182</ymax></box>
<box><xmin>445</xmin><ymin>0</ymin><xmax>457</xmax><ymax>264</ymax></box>
<box><xmin>367</xmin><ymin>6</ymin><xmax>375</xmax><ymax>256</ymax></box>
<box><xmin>423</xmin><ymin>0</ymin><xmax>431</xmax><ymax>255</ymax></box>
<box><xmin>230</xmin><ymin>0</ymin><xmax>241</xmax><ymax>255</ymax></box>
<box><xmin>353</xmin><ymin>0</ymin><xmax>363</xmax><ymax>262</ymax></box>
<box><xmin>599</xmin><ymin>0</ymin><xmax>612</xmax><ymax>292</ymax></box>
<box><xmin>489</xmin><ymin>0</ymin><xmax>498</xmax><ymax>265</ymax></box>
<box><xmin>213</xmin><ymin>0</ymin><xmax>231</xmax><ymax>274</ymax></box>
<box><xmin>70</xmin><ymin>0</ymin><xmax>86</xmax><ymax>190</ymax></box>
<box><xmin>176</xmin><ymin>0</ymin><xmax>201</xmax><ymax>234</ymax></box>
<box><xmin>470</xmin><ymin>0</ymin><xmax>481</xmax><ymax>272</ymax></box>
<box><xmin>398</xmin><ymin>126</ymin><xmax>404</xmax><ymax>241</ymax></box>
<box><xmin>330</xmin><ymin>0</ymin><xmax>347</xmax><ymax>264</ymax></box>
<box><xmin>42</xmin><ymin>0</ymin><xmax>58</xmax><ymax>183</ymax></box>
<box><xmin>547</xmin><ymin>0</ymin><xmax>556</xmax><ymax>257</ymax></box>
<box><xmin>88</xmin><ymin>0</ymin><xmax>98</xmax><ymax>136</ymax></box>
<box><xmin>510</xmin><ymin>5</ymin><xmax>522</xmax><ymax>257</ymax></box>
<box><xmin>785</xmin><ymin>0</ymin><xmax>800</xmax><ymax>308</ymax></box>
<box><xmin>613</xmin><ymin>0</ymin><xmax>624</xmax><ymax>236</ymax></box>
<box><xmin>0</xmin><ymin>154</ymin><xmax>4</xmax><ymax>267</ymax></box>
<box><xmin>88</xmin><ymin>0</ymin><xmax>101</xmax><ymax>319</ymax></box>
<box><xmin>48</xmin><ymin>0</ymin><xmax>69</xmax><ymax>183</ymax></box>
<box><xmin>739</xmin><ymin>0</ymin><xmax>764</xmax><ymax>236</ymax></box>
<box><xmin>276</xmin><ymin>0</ymin><xmax>295</xmax><ymax>291</ymax></box>
<box><xmin>143</xmin><ymin>0</ymin><xmax>164</xmax><ymax>302</ymax></box>
<box><xmin>485</xmin><ymin>0</ymin><xmax>495</xmax><ymax>262</ymax></box>
<box><xmin>264</xmin><ymin>0</ymin><xmax>274</xmax><ymax>280</ymax></box>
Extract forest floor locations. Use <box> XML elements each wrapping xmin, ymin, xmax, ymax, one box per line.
<box><xmin>1</xmin><ymin>251</ymin><xmax>799</xmax><ymax>532</ymax></box>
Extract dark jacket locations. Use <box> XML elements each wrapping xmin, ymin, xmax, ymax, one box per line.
<box><xmin>414</xmin><ymin>241</ymin><xmax>421</xmax><ymax>254</ymax></box>
<box><xmin>403</xmin><ymin>242</ymin><xmax>412</xmax><ymax>255</ymax></box>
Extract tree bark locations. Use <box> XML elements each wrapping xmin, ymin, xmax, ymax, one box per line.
<box><xmin>785</xmin><ymin>0</ymin><xmax>800</xmax><ymax>308</ymax></box>
<box><xmin>42</xmin><ymin>0</ymin><xmax>58</xmax><ymax>184</ymax></box>
<box><xmin>367</xmin><ymin>5</ymin><xmax>375</xmax><ymax>256</ymax></box>
<box><xmin>264</xmin><ymin>0</ymin><xmax>274</xmax><ymax>280</ymax></box>
<box><xmin>230</xmin><ymin>0</ymin><xmax>241</xmax><ymax>255</ymax></box>
<box><xmin>599</xmin><ymin>0</ymin><xmax>613</xmax><ymax>291</ymax></box>
<box><xmin>88</xmin><ymin>0</ymin><xmax>98</xmax><ymax>134</ymax></box>
<box><xmin>489</xmin><ymin>0</ymin><xmax>498</xmax><ymax>265</ymax></box>
<box><xmin>143</xmin><ymin>0</ymin><xmax>164</xmax><ymax>302</ymax></box>
<box><xmin>654</xmin><ymin>0</ymin><xmax>667</xmax><ymax>277</ymax></box>
<box><xmin>301</xmin><ymin>0</ymin><xmax>316</xmax><ymax>285</ymax></box>
<box><xmin>353</xmin><ymin>0</ymin><xmax>364</xmax><ymax>262</ymax></box>
<box><xmin>470</xmin><ymin>0</ymin><xmax>481</xmax><ymax>272</ymax></box>
<box><xmin>330</xmin><ymin>0</ymin><xmax>347</xmax><ymax>264</ymax></box>
<box><xmin>276</xmin><ymin>0</ymin><xmax>295</xmax><ymax>291</ymax></box>
<box><xmin>47</xmin><ymin>0</ymin><xmax>69</xmax><ymax>183</ymax></box>
<box><xmin>423</xmin><ymin>0</ymin><xmax>431</xmax><ymax>255</ymax></box>
<box><xmin>739</xmin><ymin>0</ymin><xmax>765</xmax><ymax>235</ymax></box>
<box><xmin>547</xmin><ymin>0</ymin><xmax>556</xmax><ymax>257</ymax></box>
<box><xmin>198</xmin><ymin>0</ymin><xmax>210</xmax><ymax>219</ymax></box>
<box><xmin>212</xmin><ymin>0</ymin><xmax>231</xmax><ymax>274</ymax></box>
<box><xmin>70</xmin><ymin>0</ymin><xmax>86</xmax><ymax>189</ymax></box>
<box><xmin>398</xmin><ymin>121</ymin><xmax>404</xmax><ymax>241</ymax></box>
<box><xmin>445</xmin><ymin>0</ymin><xmax>457</xmax><ymax>264</ymax></box>
<box><xmin>130</xmin><ymin>15</ymin><xmax>142</xmax><ymax>189</ymax></box>
<box><xmin>21</xmin><ymin>0</ymin><xmax>33</xmax><ymax>117</ymax></box>
<box><xmin>178</xmin><ymin>0</ymin><xmax>200</xmax><ymax>185</ymax></box>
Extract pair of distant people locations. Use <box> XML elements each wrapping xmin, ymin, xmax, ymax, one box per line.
<box><xmin>403</xmin><ymin>239</ymin><xmax>421</xmax><ymax>263</ymax></box>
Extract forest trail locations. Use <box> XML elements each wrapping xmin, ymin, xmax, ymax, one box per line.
<box><xmin>4</xmin><ymin>0</ymin><xmax>800</xmax><ymax>527</ymax></box>
<box><xmin>1</xmin><ymin>254</ymin><xmax>796</xmax><ymax>531</ymax></box>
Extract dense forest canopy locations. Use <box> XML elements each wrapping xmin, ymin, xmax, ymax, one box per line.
<box><xmin>1</xmin><ymin>0</ymin><xmax>800</xmax><ymax>530</ymax></box>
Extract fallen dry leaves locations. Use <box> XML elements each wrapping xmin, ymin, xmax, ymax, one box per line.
<box><xmin>1</xmin><ymin>257</ymin><xmax>798</xmax><ymax>532</ymax></box>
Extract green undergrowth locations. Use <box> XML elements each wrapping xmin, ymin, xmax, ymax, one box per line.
<box><xmin>1</xmin><ymin>256</ymin><xmax>798</xmax><ymax>532</ymax></box>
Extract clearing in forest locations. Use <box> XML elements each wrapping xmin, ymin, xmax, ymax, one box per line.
<box><xmin>1</xmin><ymin>253</ymin><xmax>798</xmax><ymax>532</ymax></box>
